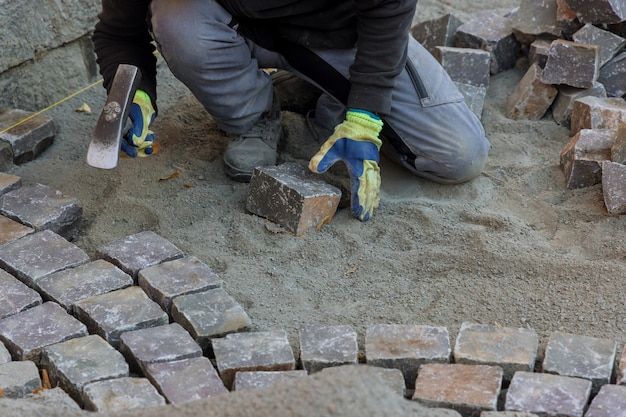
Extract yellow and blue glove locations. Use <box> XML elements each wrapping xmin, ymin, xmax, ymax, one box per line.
<box><xmin>121</xmin><ymin>89</ymin><xmax>157</xmax><ymax>158</ymax></box>
<box><xmin>309</xmin><ymin>108</ymin><xmax>383</xmax><ymax>221</ymax></box>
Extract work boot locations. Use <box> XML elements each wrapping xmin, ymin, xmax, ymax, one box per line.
<box><xmin>223</xmin><ymin>94</ymin><xmax>282</xmax><ymax>182</ymax></box>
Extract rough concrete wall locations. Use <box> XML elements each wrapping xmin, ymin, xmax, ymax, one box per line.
<box><xmin>0</xmin><ymin>0</ymin><xmax>102</xmax><ymax>111</ymax></box>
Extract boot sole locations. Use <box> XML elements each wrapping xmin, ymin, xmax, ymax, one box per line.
<box><xmin>224</xmin><ymin>162</ymin><xmax>253</xmax><ymax>183</ymax></box>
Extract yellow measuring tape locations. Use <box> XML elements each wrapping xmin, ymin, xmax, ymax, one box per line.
<box><xmin>0</xmin><ymin>78</ymin><xmax>103</xmax><ymax>136</ymax></box>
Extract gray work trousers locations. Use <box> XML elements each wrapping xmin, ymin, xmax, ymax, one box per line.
<box><xmin>150</xmin><ymin>0</ymin><xmax>490</xmax><ymax>184</ymax></box>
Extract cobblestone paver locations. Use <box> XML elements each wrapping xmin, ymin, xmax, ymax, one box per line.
<box><xmin>1</xmin><ymin>173</ymin><xmax>626</xmax><ymax>417</ymax></box>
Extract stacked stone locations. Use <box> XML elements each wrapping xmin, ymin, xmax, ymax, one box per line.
<box><xmin>412</xmin><ymin>0</ymin><xmax>626</xmax><ymax>217</ymax></box>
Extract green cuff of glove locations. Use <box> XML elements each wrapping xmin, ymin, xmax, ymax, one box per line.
<box><xmin>345</xmin><ymin>109</ymin><xmax>383</xmax><ymax>148</ymax></box>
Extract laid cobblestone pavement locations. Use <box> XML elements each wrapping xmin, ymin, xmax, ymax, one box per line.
<box><xmin>2</xmin><ymin>175</ymin><xmax>626</xmax><ymax>416</ymax></box>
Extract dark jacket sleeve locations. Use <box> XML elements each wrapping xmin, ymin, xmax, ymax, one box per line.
<box><xmin>348</xmin><ymin>0</ymin><xmax>417</xmax><ymax>116</ymax></box>
<box><xmin>92</xmin><ymin>0</ymin><xmax>158</xmax><ymax>109</ymax></box>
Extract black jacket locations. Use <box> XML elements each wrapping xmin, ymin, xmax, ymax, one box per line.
<box><xmin>93</xmin><ymin>0</ymin><xmax>417</xmax><ymax>115</ymax></box>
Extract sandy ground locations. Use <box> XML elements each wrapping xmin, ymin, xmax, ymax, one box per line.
<box><xmin>8</xmin><ymin>0</ymin><xmax>626</xmax><ymax>363</ymax></box>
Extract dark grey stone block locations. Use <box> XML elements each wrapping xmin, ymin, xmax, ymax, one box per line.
<box><xmin>37</xmin><ymin>259</ymin><xmax>133</xmax><ymax>313</ymax></box>
<box><xmin>73</xmin><ymin>286</ymin><xmax>169</xmax><ymax>349</ymax></box>
<box><xmin>0</xmin><ymin>268</ymin><xmax>42</xmax><ymax>320</ymax></box>
<box><xmin>246</xmin><ymin>163</ymin><xmax>341</xmax><ymax>236</ymax></box>
<box><xmin>96</xmin><ymin>231</ymin><xmax>184</xmax><ymax>281</ymax></box>
<box><xmin>138</xmin><ymin>255</ymin><xmax>223</xmax><ymax>315</ymax></box>
<box><xmin>0</xmin><ymin>109</ymin><xmax>56</xmax><ymax>164</ymax></box>
<box><xmin>0</xmin><ymin>183</ymin><xmax>83</xmax><ymax>241</ymax></box>
<box><xmin>0</xmin><ymin>301</ymin><xmax>88</xmax><ymax>362</ymax></box>
<box><xmin>0</xmin><ymin>230</ymin><xmax>89</xmax><ymax>288</ymax></box>
<box><xmin>41</xmin><ymin>334</ymin><xmax>129</xmax><ymax>405</ymax></box>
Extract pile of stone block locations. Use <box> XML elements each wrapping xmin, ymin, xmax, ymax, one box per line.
<box><xmin>412</xmin><ymin>0</ymin><xmax>626</xmax><ymax>216</ymax></box>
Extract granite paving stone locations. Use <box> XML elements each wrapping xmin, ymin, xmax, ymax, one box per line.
<box><xmin>453</xmin><ymin>322</ymin><xmax>538</xmax><ymax>383</ymax></box>
<box><xmin>212</xmin><ymin>330</ymin><xmax>296</xmax><ymax>390</ymax></box>
<box><xmin>611</xmin><ymin>121</ymin><xmax>626</xmax><ymax>164</ymax></box>
<box><xmin>413</xmin><ymin>363</ymin><xmax>503</xmax><ymax>415</ymax></box>
<box><xmin>119</xmin><ymin>322</ymin><xmax>203</xmax><ymax>374</ymax></box>
<box><xmin>171</xmin><ymin>287</ymin><xmax>251</xmax><ymax>351</ymax></box>
<box><xmin>82</xmin><ymin>377</ymin><xmax>166</xmax><ymax>413</ymax></box>
<box><xmin>138</xmin><ymin>255</ymin><xmax>223</xmax><ymax>315</ymax></box>
<box><xmin>541</xmin><ymin>40</ymin><xmax>599</xmax><ymax>89</ymax></box>
<box><xmin>246</xmin><ymin>162</ymin><xmax>341</xmax><ymax>236</ymax></box>
<box><xmin>410</xmin><ymin>13</ymin><xmax>463</xmax><ymax>57</ymax></box>
<box><xmin>601</xmin><ymin>160</ymin><xmax>626</xmax><ymax>215</ymax></box>
<box><xmin>40</xmin><ymin>334</ymin><xmax>129</xmax><ymax>405</ymax></box>
<box><xmin>0</xmin><ymin>141</ymin><xmax>12</xmax><ymax>171</ymax></box>
<box><xmin>597</xmin><ymin>51</ymin><xmax>626</xmax><ymax>98</ymax></box>
<box><xmin>73</xmin><ymin>286</ymin><xmax>169</xmax><ymax>349</ymax></box>
<box><xmin>551</xmin><ymin>82</ymin><xmax>607</xmax><ymax>128</ymax></box>
<box><xmin>560</xmin><ymin>129</ymin><xmax>617</xmax><ymax>189</ymax></box>
<box><xmin>95</xmin><ymin>230</ymin><xmax>184</xmax><ymax>281</ymax></box>
<box><xmin>506</xmin><ymin>63</ymin><xmax>558</xmax><ymax>120</ymax></box>
<box><xmin>0</xmin><ymin>229</ymin><xmax>90</xmax><ymax>288</ymax></box>
<box><xmin>298</xmin><ymin>324</ymin><xmax>358</xmax><ymax>373</ymax></box>
<box><xmin>434</xmin><ymin>46</ymin><xmax>491</xmax><ymax>89</ymax></box>
<box><xmin>0</xmin><ymin>360</ymin><xmax>42</xmax><ymax>398</ymax></box>
<box><xmin>511</xmin><ymin>0</ymin><xmax>562</xmax><ymax>39</ymax></box>
<box><xmin>454</xmin><ymin>12</ymin><xmax>520</xmax><ymax>75</ymax></box>
<box><xmin>36</xmin><ymin>259</ymin><xmax>133</xmax><ymax>313</ymax></box>
<box><xmin>321</xmin><ymin>365</ymin><xmax>407</xmax><ymax>398</ymax></box>
<box><xmin>234</xmin><ymin>370</ymin><xmax>309</xmax><ymax>391</ymax></box>
<box><xmin>0</xmin><ymin>183</ymin><xmax>83</xmax><ymax>241</ymax></box>
<box><xmin>0</xmin><ymin>172</ymin><xmax>21</xmax><ymax>195</ymax></box>
<box><xmin>556</xmin><ymin>0</ymin><xmax>581</xmax><ymax>36</ymax></box>
<box><xmin>528</xmin><ymin>39</ymin><xmax>551</xmax><ymax>68</ymax></box>
<box><xmin>0</xmin><ymin>301</ymin><xmax>87</xmax><ymax>362</ymax></box>
<box><xmin>570</xmin><ymin>96</ymin><xmax>626</xmax><ymax>136</ymax></box>
<box><xmin>0</xmin><ymin>215</ymin><xmax>33</xmax><ymax>246</ymax></box>
<box><xmin>365</xmin><ymin>324</ymin><xmax>451</xmax><ymax>389</ymax></box>
<box><xmin>144</xmin><ymin>356</ymin><xmax>228</xmax><ymax>404</ymax></box>
<box><xmin>0</xmin><ymin>108</ymin><xmax>56</xmax><ymax>164</ymax></box>
<box><xmin>617</xmin><ymin>344</ymin><xmax>626</xmax><ymax>384</ymax></box>
<box><xmin>572</xmin><ymin>23</ymin><xmax>626</xmax><ymax>67</ymax></box>
<box><xmin>505</xmin><ymin>371</ymin><xmax>592</xmax><ymax>416</ymax></box>
<box><xmin>565</xmin><ymin>0</ymin><xmax>626</xmax><ymax>24</ymax></box>
<box><xmin>0</xmin><ymin>268</ymin><xmax>42</xmax><ymax>320</ymax></box>
<box><xmin>0</xmin><ymin>341</ymin><xmax>10</xmax><ymax>364</ymax></box>
<box><xmin>20</xmin><ymin>387</ymin><xmax>80</xmax><ymax>410</ymax></box>
<box><xmin>542</xmin><ymin>331</ymin><xmax>616</xmax><ymax>394</ymax></box>
<box><xmin>584</xmin><ymin>384</ymin><xmax>626</xmax><ymax>417</ymax></box>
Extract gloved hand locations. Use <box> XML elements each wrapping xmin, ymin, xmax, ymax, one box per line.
<box><xmin>309</xmin><ymin>108</ymin><xmax>383</xmax><ymax>221</ymax></box>
<box><xmin>121</xmin><ymin>89</ymin><xmax>157</xmax><ymax>158</ymax></box>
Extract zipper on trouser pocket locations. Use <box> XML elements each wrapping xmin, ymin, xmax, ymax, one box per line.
<box><xmin>405</xmin><ymin>59</ymin><xmax>428</xmax><ymax>101</ymax></box>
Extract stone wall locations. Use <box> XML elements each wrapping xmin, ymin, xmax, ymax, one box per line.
<box><xmin>0</xmin><ymin>0</ymin><xmax>102</xmax><ymax>111</ymax></box>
